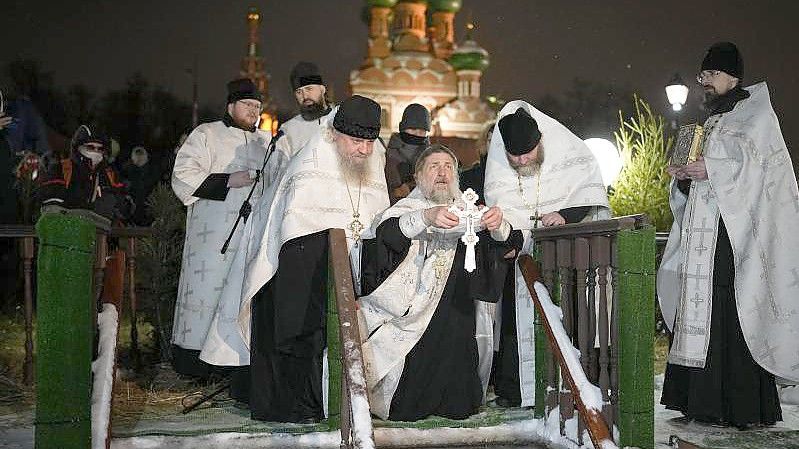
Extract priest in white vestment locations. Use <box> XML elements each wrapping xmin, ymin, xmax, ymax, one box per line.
<box><xmin>199</xmin><ymin>95</ymin><xmax>389</xmax><ymax>423</ymax></box>
<box><xmin>277</xmin><ymin>61</ymin><xmax>332</xmax><ymax>159</ymax></box>
<box><xmin>659</xmin><ymin>42</ymin><xmax>799</xmax><ymax>428</ymax></box>
<box><xmin>359</xmin><ymin>145</ymin><xmax>523</xmax><ymax>421</ymax></box>
<box><xmin>484</xmin><ymin>101</ymin><xmax>610</xmax><ymax>407</ymax></box>
<box><xmin>170</xmin><ymin>78</ymin><xmax>279</xmax><ymax>379</ymax></box>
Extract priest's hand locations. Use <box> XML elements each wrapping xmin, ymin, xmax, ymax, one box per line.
<box><xmin>480</xmin><ymin>206</ymin><xmax>503</xmax><ymax>231</ymax></box>
<box><xmin>227</xmin><ymin>170</ymin><xmax>255</xmax><ymax>188</ymax></box>
<box><xmin>424</xmin><ymin>206</ymin><xmax>460</xmax><ymax>229</ymax></box>
<box><xmin>683</xmin><ymin>156</ymin><xmax>708</xmax><ymax>181</ymax></box>
<box><xmin>541</xmin><ymin>212</ymin><xmax>566</xmax><ymax>227</ymax></box>
<box><xmin>666</xmin><ymin>165</ymin><xmax>689</xmax><ymax>180</ymax></box>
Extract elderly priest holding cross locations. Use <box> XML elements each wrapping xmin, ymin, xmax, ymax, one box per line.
<box><xmin>359</xmin><ymin>144</ymin><xmax>523</xmax><ymax>421</ymax></box>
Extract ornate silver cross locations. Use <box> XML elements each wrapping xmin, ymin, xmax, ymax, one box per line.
<box><xmin>448</xmin><ymin>188</ymin><xmax>485</xmax><ymax>272</ymax></box>
<box><xmin>348</xmin><ymin>213</ymin><xmax>364</xmax><ymax>242</ymax></box>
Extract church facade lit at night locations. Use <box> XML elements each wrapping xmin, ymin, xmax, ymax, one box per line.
<box><xmin>350</xmin><ymin>0</ymin><xmax>496</xmax><ymax>149</ymax></box>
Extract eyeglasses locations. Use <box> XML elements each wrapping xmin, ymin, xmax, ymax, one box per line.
<box><xmin>696</xmin><ymin>70</ymin><xmax>722</xmax><ymax>84</ymax></box>
<box><xmin>237</xmin><ymin>100</ymin><xmax>263</xmax><ymax>111</ymax></box>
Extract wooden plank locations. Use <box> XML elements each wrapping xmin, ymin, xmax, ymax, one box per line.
<box><xmin>328</xmin><ymin>229</ymin><xmax>375</xmax><ymax>449</ymax></box>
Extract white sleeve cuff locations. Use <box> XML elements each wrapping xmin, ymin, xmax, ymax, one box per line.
<box><xmin>398</xmin><ymin>210</ymin><xmax>429</xmax><ymax>239</ymax></box>
<box><xmin>490</xmin><ymin>219</ymin><xmax>511</xmax><ymax>242</ymax></box>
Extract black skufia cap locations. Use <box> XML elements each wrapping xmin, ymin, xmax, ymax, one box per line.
<box><xmin>498</xmin><ymin>108</ymin><xmax>542</xmax><ymax>155</ymax></box>
<box><xmin>333</xmin><ymin>95</ymin><xmax>381</xmax><ymax>140</ymax></box>
<box><xmin>226</xmin><ymin>78</ymin><xmax>263</xmax><ymax>104</ymax></box>
<box><xmin>701</xmin><ymin>42</ymin><xmax>744</xmax><ymax>79</ymax></box>
<box><xmin>290</xmin><ymin>61</ymin><xmax>324</xmax><ymax>90</ymax></box>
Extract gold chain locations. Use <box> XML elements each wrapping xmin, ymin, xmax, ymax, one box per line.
<box><xmin>517</xmin><ymin>171</ymin><xmax>542</xmax><ymax>229</ymax></box>
<box><xmin>343</xmin><ymin>177</ymin><xmax>364</xmax><ymax>240</ymax></box>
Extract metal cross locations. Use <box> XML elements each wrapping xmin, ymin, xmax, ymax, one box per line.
<box><xmin>448</xmin><ymin>188</ymin><xmax>486</xmax><ymax>272</ymax></box>
<box><xmin>348</xmin><ymin>214</ymin><xmax>365</xmax><ymax>242</ymax></box>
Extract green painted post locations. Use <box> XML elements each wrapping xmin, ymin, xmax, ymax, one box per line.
<box><xmin>616</xmin><ymin>225</ymin><xmax>656</xmax><ymax>449</ymax></box>
<box><xmin>35</xmin><ymin>212</ymin><xmax>96</xmax><ymax>449</ymax></box>
<box><xmin>326</xmin><ymin>262</ymin><xmax>342</xmax><ymax>430</ymax></box>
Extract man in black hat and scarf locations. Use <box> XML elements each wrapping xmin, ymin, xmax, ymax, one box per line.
<box><xmin>278</xmin><ymin>61</ymin><xmax>332</xmax><ymax>157</ymax></box>
<box><xmin>659</xmin><ymin>42</ymin><xmax>798</xmax><ymax>428</ymax></box>
<box><xmin>170</xmin><ymin>78</ymin><xmax>273</xmax><ymax>380</ymax></box>
<box><xmin>196</xmin><ymin>95</ymin><xmax>389</xmax><ymax>423</ymax></box>
<box><xmin>385</xmin><ymin>103</ymin><xmax>431</xmax><ymax>204</ymax></box>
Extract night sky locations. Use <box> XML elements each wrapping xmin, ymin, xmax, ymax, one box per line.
<box><xmin>2</xmin><ymin>0</ymin><xmax>797</xmax><ymax>159</ymax></box>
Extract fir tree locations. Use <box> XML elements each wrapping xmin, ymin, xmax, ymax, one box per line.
<box><xmin>609</xmin><ymin>96</ymin><xmax>673</xmax><ymax>231</ymax></box>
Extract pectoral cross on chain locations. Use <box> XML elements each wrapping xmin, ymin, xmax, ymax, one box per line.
<box><xmin>348</xmin><ymin>214</ymin><xmax>364</xmax><ymax>242</ymax></box>
<box><xmin>448</xmin><ymin>188</ymin><xmax>485</xmax><ymax>272</ymax></box>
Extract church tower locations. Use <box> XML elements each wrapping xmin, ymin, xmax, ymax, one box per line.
<box><xmin>239</xmin><ymin>6</ymin><xmax>277</xmax><ymax>133</ymax></box>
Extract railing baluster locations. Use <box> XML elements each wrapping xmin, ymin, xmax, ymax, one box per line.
<box><xmin>22</xmin><ymin>237</ymin><xmax>35</xmax><ymax>385</ymax></box>
<box><xmin>541</xmin><ymin>239</ymin><xmax>559</xmax><ymax>414</ymax></box>
<box><xmin>556</xmin><ymin>238</ymin><xmax>574</xmax><ymax>435</ymax></box>
<box><xmin>574</xmin><ymin>237</ymin><xmax>590</xmax><ymax>447</ymax></box>
<box><xmin>594</xmin><ymin>236</ymin><xmax>612</xmax><ymax>429</ymax></box>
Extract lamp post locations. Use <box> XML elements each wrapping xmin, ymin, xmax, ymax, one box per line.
<box><xmin>665</xmin><ymin>73</ymin><xmax>689</xmax><ymax>129</ymax></box>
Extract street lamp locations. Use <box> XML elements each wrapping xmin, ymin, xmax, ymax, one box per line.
<box><xmin>665</xmin><ymin>73</ymin><xmax>689</xmax><ymax>112</ymax></box>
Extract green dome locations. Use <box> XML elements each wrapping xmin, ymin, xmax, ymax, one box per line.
<box><xmin>367</xmin><ymin>0</ymin><xmax>398</xmax><ymax>7</ymax></box>
<box><xmin>449</xmin><ymin>39</ymin><xmax>490</xmax><ymax>71</ymax></box>
<box><xmin>428</xmin><ymin>0</ymin><xmax>462</xmax><ymax>12</ymax></box>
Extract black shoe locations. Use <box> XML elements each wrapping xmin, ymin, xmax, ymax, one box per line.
<box><xmin>495</xmin><ymin>396</ymin><xmax>519</xmax><ymax>408</ymax></box>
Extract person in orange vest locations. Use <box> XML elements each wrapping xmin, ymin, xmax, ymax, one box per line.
<box><xmin>38</xmin><ymin>125</ymin><xmax>132</xmax><ymax>222</ymax></box>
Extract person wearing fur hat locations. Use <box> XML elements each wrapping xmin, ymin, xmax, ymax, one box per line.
<box><xmin>277</xmin><ymin>61</ymin><xmax>332</xmax><ymax>157</ymax></box>
<box><xmin>659</xmin><ymin>42</ymin><xmax>799</xmax><ymax>428</ymax></box>
<box><xmin>385</xmin><ymin>103</ymin><xmax>431</xmax><ymax>204</ymax></box>
<box><xmin>170</xmin><ymin>78</ymin><xmax>275</xmax><ymax>383</ymax></box>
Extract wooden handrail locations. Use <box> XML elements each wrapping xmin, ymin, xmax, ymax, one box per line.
<box><xmin>518</xmin><ymin>254</ymin><xmax>615</xmax><ymax>449</ymax></box>
<box><xmin>328</xmin><ymin>229</ymin><xmax>375</xmax><ymax>449</ymax></box>
<box><xmin>531</xmin><ymin>214</ymin><xmax>649</xmax><ymax>240</ymax></box>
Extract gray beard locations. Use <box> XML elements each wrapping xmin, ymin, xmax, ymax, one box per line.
<box><xmin>513</xmin><ymin>163</ymin><xmax>540</xmax><ymax>177</ymax></box>
<box><xmin>337</xmin><ymin>153</ymin><xmax>370</xmax><ymax>183</ymax></box>
<box><xmin>419</xmin><ymin>178</ymin><xmax>460</xmax><ymax>205</ymax></box>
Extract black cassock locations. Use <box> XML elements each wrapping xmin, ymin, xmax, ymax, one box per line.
<box><xmin>660</xmin><ymin>180</ymin><xmax>781</xmax><ymax>427</ymax></box>
<box><xmin>361</xmin><ymin>217</ymin><xmax>522</xmax><ymax>421</ymax></box>
<box><xmin>248</xmin><ymin>230</ymin><xmax>329</xmax><ymax>423</ymax></box>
